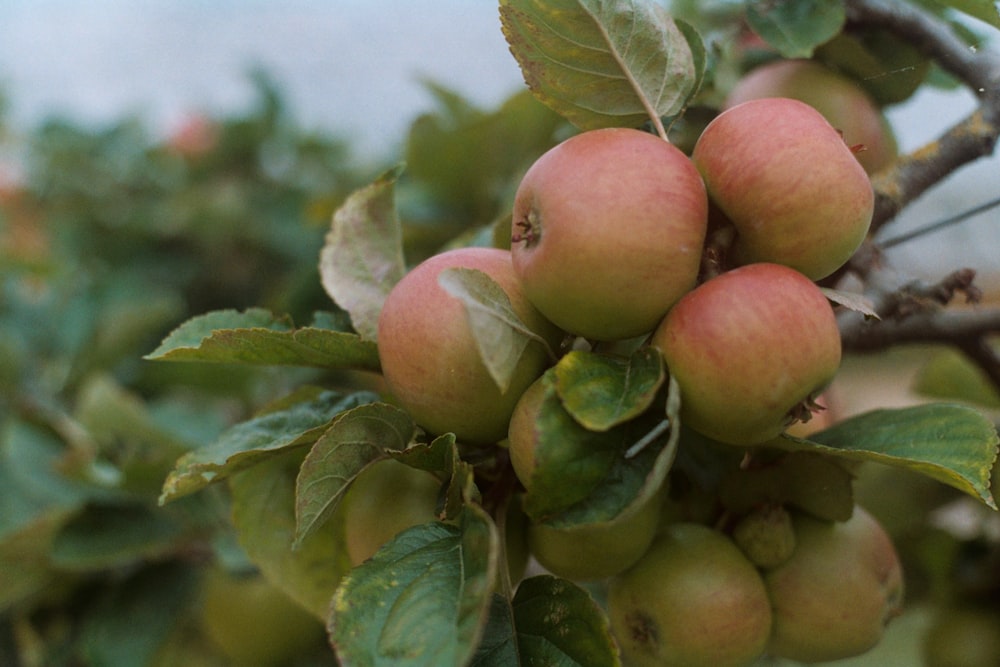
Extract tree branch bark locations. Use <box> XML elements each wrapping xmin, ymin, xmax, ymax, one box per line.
<box><xmin>844</xmin><ymin>0</ymin><xmax>1000</xmax><ymax>234</ymax></box>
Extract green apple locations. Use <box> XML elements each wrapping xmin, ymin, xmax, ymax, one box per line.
<box><xmin>607</xmin><ymin>522</ymin><xmax>772</xmax><ymax>667</ymax></box>
<box><xmin>527</xmin><ymin>489</ymin><xmax>663</xmax><ymax>582</ymax></box>
<box><xmin>510</xmin><ymin>127</ymin><xmax>708</xmax><ymax>340</ymax></box>
<box><xmin>651</xmin><ymin>263</ymin><xmax>842</xmax><ymax>446</ymax></box>
<box><xmin>692</xmin><ymin>97</ymin><xmax>874</xmax><ymax>280</ymax></box>
<box><xmin>199</xmin><ymin>567</ymin><xmax>327</xmax><ymax>667</ymax></box>
<box><xmin>724</xmin><ymin>59</ymin><xmax>897</xmax><ymax>173</ymax></box>
<box><xmin>340</xmin><ymin>458</ymin><xmax>441</xmax><ymax>566</ymax></box>
<box><xmin>377</xmin><ymin>246</ymin><xmax>563</xmax><ymax>444</ymax></box>
<box><xmin>764</xmin><ymin>507</ymin><xmax>905</xmax><ymax>663</ymax></box>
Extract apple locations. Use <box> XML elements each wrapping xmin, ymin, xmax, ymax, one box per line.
<box><xmin>692</xmin><ymin>97</ymin><xmax>874</xmax><ymax>280</ymax></box>
<box><xmin>764</xmin><ymin>507</ymin><xmax>904</xmax><ymax>663</ymax></box>
<box><xmin>724</xmin><ymin>59</ymin><xmax>897</xmax><ymax>174</ymax></box>
<box><xmin>651</xmin><ymin>263</ymin><xmax>842</xmax><ymax>446</ymax></box>
<box><xmin>607</xmin><ymin>522</ymin><xmax>772</xmax><ymax>667</ymax></box>
<box><xmin>339</xmin><ymin>458</ymin><xmax>442</xmax><ymax>566</ymax></box>
<box><xmin>199</xmin><ymin>567</ymin><xmax>327</xmax><ymax>667</ymax></box>
<box><xmin>377</xmin><ymin>246</ymin><xmax>563</xmax><ymax>444</ymax></box>
<box><xmin>510</xmin><ymin>127</ymin><xmax>708</xmax><ymax>341</ymax></box>
<box><xmin>526</xmin><ymin>489</ymin><xmax>663</xmax><ymax>582</ymax></box>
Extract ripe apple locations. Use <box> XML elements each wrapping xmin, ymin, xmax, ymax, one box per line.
<box><xmin>526</xmin><ymin>489</ymin><xmax>663</xmax><ymax>582</ymax></box>
<box><xmin>510</xmin><ymin>127</ymin><xmax>708</xmax><ymax>341</ymax></box>
<box><xmin>724</xmin><ymin>59</ymin><xmax>897</xmax><ymax>173</ymax></box>
<box><xmin>764</xmin><ymin>507</ymin><xmax>904</xmax><ymax>663</ymax></box>
<box><xmin>607</xmin><ymin>522</ymin><xmax>772</xmax><ymax>667</ymax></box>
<box><xmin>377</xmin><ymin>246</ymin><xmax>563</xmax><ymax>444</ymax></box>
<box><xmin>339</xmin><ymin>458</ymin><xmax>441</xmax><ymax>566</ymax></box>
<box><xmin>651</xmin><ymin>263</ymin><xmax>842</xmax><ymax>446</ymax></box>
<box><xmin>692</xmin><ymin>97</ymin><xmax>874</xmax><ymax>280</ymax></box>
<box><xmin>199</xmin><ymin>567</ymin><xmax>327</xmax><ymax>667</ymax></box>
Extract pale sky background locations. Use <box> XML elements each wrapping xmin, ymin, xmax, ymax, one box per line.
<box><xmin>1</xmin><ymin>0</ymin><xmax>998</xmax><ymax>284</ymax></box>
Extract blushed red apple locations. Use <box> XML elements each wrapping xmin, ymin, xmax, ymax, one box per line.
<box><xmin>377</xmin><ymin>247</ymin><xmax>563</xmax><ymax>444</ymax></box>
<box><xmin>692</xmin><ymin>97</ymin><xmax>874</xmax><ymax>280</ymax></box>
<box><xmin>651</xmin><ymin>263</ymin><xmax>841</xmax><ymax>446</ymax></box>
<box><xmin>510</xmin><ymin>127</ymin><xmax>708</xmax><ymax>341</ymax></box>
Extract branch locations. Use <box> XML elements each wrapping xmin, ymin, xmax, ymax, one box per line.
<box><xmin>844</xmin><ymin>0</ymin><xmax>1000</xmax><ymax>234</ymax></box>
<box><xmin>840</xmin><ymin>305</ymin><xmax>1000</xmax><ymax>350</ymax></box>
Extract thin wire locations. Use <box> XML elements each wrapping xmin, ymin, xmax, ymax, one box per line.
<box><xmin>879</xmin><ymin>194</ymin><xmax>1000</xmax><ymax>249</ymax></box>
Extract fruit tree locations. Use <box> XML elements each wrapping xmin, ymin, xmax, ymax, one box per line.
<box><xmin>5</xmin><ymin>1</ymin><xmax>1000</xmax><ymax>665</ymax></box>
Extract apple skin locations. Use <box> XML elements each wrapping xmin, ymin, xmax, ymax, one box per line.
<box><xmin>607</xmin><ymin>522</ymin><xmax>772</xmax><ymax>667</ymax></box>
<box><xmin>650</xmin><ymin>263</ymin><xmax>841</xmax><ymax>446</ymax></box>
<box><xmin>724</xmin><ymin>59</ymin><xmax>897</xmax><ymax>174</ymax></box>
<box><xmin>340</xmin><ymin>458</ymin><xmax>441</xmax><ymax>566</ymax></box>
<box><xmin>377</xmin><ymin>246</ymin><xmax>563</xmax><ymax>444</ymax></box>
<box><xmin>764</xmin><ymin>507</ymin><xmax>904</xmax><ymax>663</ymax></box>
<box><xmin>692</xmin><ymin>97</ymin><xmax>874</xmax><ymax>280</ymax></box>
<box><xmin>526</xmin><ymin>489</ymin><xmax>663</xmax><ymax>582</ymax></box>
<box><xmin>510</xmin><ymin>127</ymin><xmax>708</xmax><ymax>341</ymax></box>
<box><xmin>199</xmin><ymin>568</ymin><xmax>327</xmax><ymax>667</ymax></box>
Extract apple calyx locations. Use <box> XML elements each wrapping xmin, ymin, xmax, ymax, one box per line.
<box><xmin>786</xmin><ymin>394</ymin><xmax>826</xmax><ymax>427</ymax></box>
<box><xmin>511</xmin><ymin>211</ymin><xmax>540</xmax><ymax>246</ymax></box>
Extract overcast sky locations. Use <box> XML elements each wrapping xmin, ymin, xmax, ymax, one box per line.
<box><xmin>0</xmin><ymin>1</ymin><xmax>525</xmax><ymax>157</ymax></box>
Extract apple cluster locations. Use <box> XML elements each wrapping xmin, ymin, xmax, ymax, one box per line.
<box><xmin>372</xmin><ymin>94</ymin><xmax>893</xmax><ymax>664</ymax></box>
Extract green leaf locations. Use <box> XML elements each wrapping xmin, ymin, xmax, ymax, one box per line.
<box><xmin>320</xmin><ymin>166</ymin><xmax>407</xmax><ymax>341</ymax></box>
<box><xmin>543</xmin><ymin>383</ymin><xmax>680</xmax><ymax>530</ymax></box>
<box><xmin>785</xmin><ymin>403</ymin><xmax>999</xmax><ymax>509</ymax></box>
<box><xmin>145</xmin><ymin>307</ymin><xmax>380</xmax><ymax>371</ymax></box>
<box><xmin>941</xmin><ymin>0</ymin><xmax>1000</xmax><ymax>29</ymax></box>
<box><xmin>230</xmin><ymin>448</ymin><xmax>353</xmax><ymax>619</ymax></box>
<box><xmin>294</xmin><ymin>403</ymin><xmax>417</xmax><ymax>548</ymax></box>
<box><xmin>159</xmin><ymin>389</ymin><xmax>378</xmax><ymax>504</ymax></box>
<box><xmin>509</xmin><ymin>575</ymin><xmax>620</xmax><ymax>666</ymax></box>
<box><xmin>0</xmin><ymin>420</ymin><xmax>93</xmax><ymax>541</ymax></box>
<box><xmin>79</xmin><ymin>561</ymin><xmax>199</xmax><ymax>667</ymax></box>
<box><xmin>471</xmin><ymin>577</ymin><xmax>621</xmax><ymax>666</ymax></box>
<box><xmin>49</xmin><ymin>503</ymin><xmax>186</xmax><ymax>572</ymax></box>
<box><xmin>499</xmin><ymin>0</ymin><xmax>701</xmax><ymax>132</ymax></box>
<box><xmin>0</xmin><ymin>511</ymin><xmax>72</xmax><ymax>612</ymax></box>
<box><xmin>524</xmin><ymin>372</ymin><xmax>679</xmax><ymax>527</ymax></box>
<box><xmin>554</xmin><ymin>348</ymin><xmax>665</xmax><ymax>431</ymax></box>
<box><xmin>521</xmin><ymin>371</ymin><xmax>620</xmax><ymax>519</ymax></box>
<box><xmin>329</xmin><ymin>507</ymin><xmax>497</xmax><ymax>667</ymax></box>
<box><xmin>468</xmin><ymin>595</ymin><xmax>519</xmax><ymax>666</ymax></box>
<box><xmin>438</xmin><ymin>267</ymin><xmax>554</xmax><ymax>393</ymax></box>
<box><xmin>745</xmin><ymin>0</ymin><xmax>846</xmax><ymax>58</ymax></box>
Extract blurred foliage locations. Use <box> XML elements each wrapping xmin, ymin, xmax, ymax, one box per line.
<box><xmin>0</xmin><ymin>65</ymin><xmax>567</xmax><ymax>665</ymax></box>
<box><xmin>0</xmin><ymin>70</ymin><xmax>371</xmax><ymax>665</ymax></box>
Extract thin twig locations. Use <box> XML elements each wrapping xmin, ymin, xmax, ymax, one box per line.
<box><xmin>879</xmin><ymin>194</ymin><xmax>1000</xmax><ymax>249</ymax></box>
